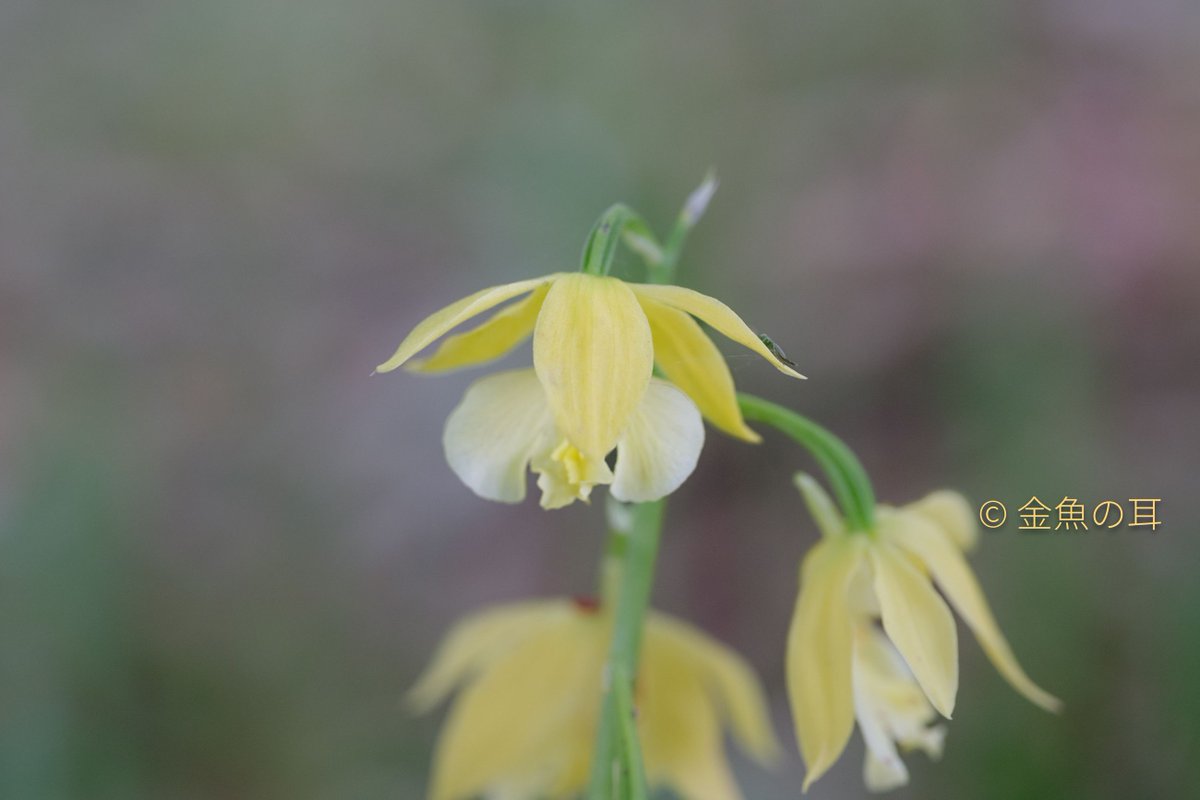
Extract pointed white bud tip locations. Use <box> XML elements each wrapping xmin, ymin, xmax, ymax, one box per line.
<box><xmin>681</xmin><ymin>172</ymin><xmax>719</xmax><ymax>228</ymax></box>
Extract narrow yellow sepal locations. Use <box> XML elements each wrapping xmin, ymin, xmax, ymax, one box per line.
<box><xmin>869</xmin><ymin>540</ymin><xmax>959</xmax><ymax>720</ymax></box>
<box><xmin>890</xmin><ymin>510</ymin><xmax>1063</xmax><ymax>712</ymax></box>
<box><xmin>787</xmin><ymin>535</ymin><xmax>864</xmax><ymax>792</ymax></box>
<box><xmin>630</xmin><ymin>283</ymin><xmax>806</xmax><ymax>379</ymax></box>
<box><xmin>907</xmin><ymin>490</ymin><xmax>980</xmax><ymax>551</ymax></box>
<box><xmin>646</xmin><ymin>613</ymin><xmax>781</xmax><ymax>766</ymax></box>
<box><xmin>407</xmin><ymin>601</ymin><xmax>570</xmax><ymax>713</ymax></box>
<box><xmin>376</xmin><ymin>275</ymin><xmax>557</xmax><ymax>374</ymax></box>
<box><xmin>638</xmin><ymin>293</ymin><xmax>761</xmax><ymax>442</ymax></box>
<box><xmin>408</xmin><ymin>283</ymin><xmax>550</xmax><ymax>373</ymax></box>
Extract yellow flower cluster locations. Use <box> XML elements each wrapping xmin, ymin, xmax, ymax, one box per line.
<box><xmin>383</xmin><ymin>269</ymin><xmax>1058</xmax><ymax>798</ymax></box>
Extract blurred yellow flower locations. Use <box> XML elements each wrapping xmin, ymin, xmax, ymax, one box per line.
<box><xmin>409</xmin><ymin>598</ymin><xmax>779</xmax><ymax>800</ymax></box>
<box><xmin>786</xmin><ymin>477</ymin><xmax>1061</xmax><ymax>792</ymax></box>
<box><xmin>377</xmin><ymin>272</ymin><xmax>803</xmax><ymax>507</ymax></box>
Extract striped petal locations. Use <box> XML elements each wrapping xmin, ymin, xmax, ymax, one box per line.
<box><xmin>646</xmin><ymin>612</ymin><xmax>780</xmax><ymax>765</ymax></box>
<box><xmin>533</xmin><ymin>273</ymin><xmax>653</xmax><ymax>461</ymax></box>
<box><xmin>640</xmin><ymin>619</ymin><xmax>745</xmax><ymax>800</ymax></box>
<box><xmin>376</xmin><ymin>275</ymin><xmax>557</xmax><ymax>374</ymax></box>
<box><xmin>409</xmin><ymin>283</ymin><xmax>550</xmax><ymax>373</ymax></box>
<box><xmin>407</xmin><ymin>601</ymin><xmax>572</xmax><ymax>713</ymax></box>
<box><xmin>637</xmin><ymin>293</ymin><xmax>760</xmax><ymax>442</ymax></box>
<box><xmin>442</xmin><ymin>370</ymin><xmax>554</xmax><ymax>503</ymax></box>
<box><xmin>889</xmin><ymin>511</ymin><xmax>1063</xmax><ymax>712</ymax></box>
<box><xmin>869</xmin><ymin>539</ymin><xmax>959</xmax><ymax>719</ymax></box>
<box><xmin>630</xmin><ymin>284</ymin><xmax>805</xmax><ymax>379</ymax></box>
<box><xmin>610</xmin><ymin>380</ymin><xmax>704</xmax><ymax>503</ymax></box>
<box><xmin>787</xmin><ymin>535</ymin><xmax>866</xmax><ymax>791</ymax></box>
<box><xmin>427</xmin><ymin>611</ymin><xmax>602</xmax><ymax>800</ymax></box>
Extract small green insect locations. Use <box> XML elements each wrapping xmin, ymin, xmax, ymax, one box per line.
<box><xmin>758</xmin><ymin>333</ymin><xmax>799</xmax><ymax>370</ymax></box>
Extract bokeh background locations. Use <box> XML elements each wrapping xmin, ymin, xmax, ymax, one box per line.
<box><xmin>2</xmin><ymin>1</ymin><xmax>1198</xmax><ymax>798</ymax></box>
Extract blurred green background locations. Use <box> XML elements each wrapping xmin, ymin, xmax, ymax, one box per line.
<box><xmin>2</xmin><ymin>1</ymin><xmax>1198</xmax><ymax>798</ymax></box>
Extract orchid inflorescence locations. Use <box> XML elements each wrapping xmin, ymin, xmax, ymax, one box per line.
<box><xmin>378</xmin><ymin>177</ymin><xmax>1060</xmax><ymax>799</ymax></box>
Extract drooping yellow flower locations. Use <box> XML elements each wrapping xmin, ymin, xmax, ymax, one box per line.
<box><xmin>409</xmin><ymin>598</ymin><xmax>779</xmax><ymax>800</ymax></box>
<box><xmin>377</xmin><ymin>272</ymin><xmax>803</xmax><ymax>507</ymax></box>
<box><xmin>786</xmin><ymin>476</ymin><xmax>1061</xmax><ymax>792</ymax></box>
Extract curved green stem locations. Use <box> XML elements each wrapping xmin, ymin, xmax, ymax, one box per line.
<box><xmin>737</xmin><ymin>392</ymin><xmax>877</xmax><ymax>532</ymax></box>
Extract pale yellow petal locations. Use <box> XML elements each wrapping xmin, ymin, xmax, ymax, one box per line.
<box><xmin>533</xmin><ymin>273</ymin><xmax>654</xmax><ymax>460</ymax></box>
<box><xmin>646</xmin><ymin>613</ymin><xmax>780</xmax><ymax>765</ymax></box>
<box><xmin>852</xmin><ymin>630</ymin><xmax>905</xmax><ymax>792</ymax></box>
<box><xmin>428</xmin><ymin>610</ymin><xmax>603</xmax><ymax>800</ymax></box>
<box><xmin>407</xmin><ymin>600</ymin><xmax>571</xmax><ymax>713</ymax></box>
<box><xmin>869</xmin><ymin>541</ymin><xmax>959</xmax><ymax>719</ymax></box>
<box><xmin>545</xmin><ymin>718</ymin><xmax>596</xmax><ymax>800</ymax></box>
<box><xmin>375</xmin><ymin>275</ymin><xmax>557</xmax><ymax>374</ymax></box>
<box><xmin>852</xmin><ymin>623</ymin><xmax>945</xmax><ymax>792</ymax></box>
<box><xmin>409</xmin><ymin>283</ymin><xmax>550</xmax><ymax>373</ymax></box>
<box><xmin>660</xmin><ymin>753</ymin><xmax>743</xmax><ymax>800</ymax></box>
<box><xmin>854</xmin><ymin>625</ymin><xmax>944</xmax><ymax>750</ymax></box>
<box><xmin>442</xmin><ymin>370</ymin><xmax>553</xmax><ymax>503</ymax></box>
<box><xmin>637</xmin><ymin>294</ymin><xmax>760</xmax><ymax>442</ymax></box>
<box><xmin>890</xmin><ymin>514</ymin><xmax>1063</xmax><ymax>712</ymax></box>
<box><xmin>787</xmin><ymin>535</ymin><xmax>865</xmax><ymax>791</ymax></box>
<box><xmin>640</xmin><ymin>621</ymin><xmax>745</xmax><ymax>800</ymax></box>
<box><xmin>610</xmin><ymin>380</ymin><xmax>705</xmax><ymax>503</ymax></box>
<box><xmin>907</xmin><ymin>490</ymin><xmax>979</xmax><ymax>551</ymax></box>
<box><xmin>630</xmin><ymin>283</ymin><xmax>805</xmax><ymax>379</ymax></box>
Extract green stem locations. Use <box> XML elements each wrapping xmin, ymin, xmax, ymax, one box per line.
<box><xmin>586</xmin><ymin>179</ymin><xmax>708</xmax><ymax>799</ymax></box>
<box><xmin>737</xmin><ymin>392</ymin><xmax>877</xmax><ymax>532</ymax></box>
<box><xmin>614</xmin><ymin>665</ymin><xmax>648</xmax><ymax>800</ymax></box>
<box><xmin>646</xmin><ymin>220</ymin><xmax>685</xmax><ymax>285</ymax></box>
<box><xmin>581</xmin><ymin>204</ymin><xmax>640</xmax><ymax>277</ymax></box>
<box><xmin>587</xmin><ymin>499</ymin><xmax>664</xmax><ymax>799</ymax></box>
<box><xmin>657</xmin><ymin>212</ymin><xmax>696</xmax><ymax>284</ymax></box>
<box><xmin>645</xmin><ymin>190</ymin><xmax>705</xmax><ymax>285</ymax></box>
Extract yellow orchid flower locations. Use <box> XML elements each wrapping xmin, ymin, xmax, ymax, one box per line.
<box><xmin>409</xmin><ymin>598</ymin><xmax>780</xmax><ymax>800</ymax></box>
<box><xmin>786</xmin><ymin>476</ymin><xmax>1061</xmax><ymax>792</ymax></box>
<box><xmin>376</xmin><ymin>272</ymin><xmax>803</xmax><ymax>507</ymax></box>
